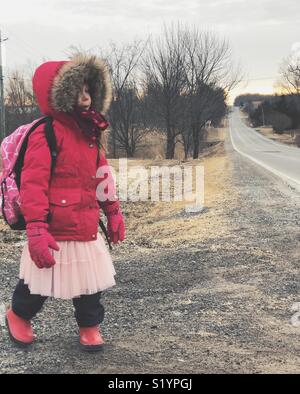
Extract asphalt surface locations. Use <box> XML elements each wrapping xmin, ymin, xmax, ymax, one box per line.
<box><xmin>229</xmin><ymin>107</ymin><xmax>300</xmax><ymax>191</ymax></box>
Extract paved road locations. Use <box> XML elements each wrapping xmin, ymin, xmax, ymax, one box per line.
<box><xmin>1</xmin><ymin>120</ymin><xmax>300</xmax><ymax>373</ymax></box>
<box><xmin>229</xmin><ymin>107</ymin><xmax>300</xmax><ymax>191</ymax></box>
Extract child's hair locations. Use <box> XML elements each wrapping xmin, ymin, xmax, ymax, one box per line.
<box><xmin>85</xmin><ymin>78</ymin><xmax>96</xmax><ymax>100</ymax></box>
<box><xmin>96</xmin><ymin>128</ymin><xmax>108</xmax><ymax>155</ymax></box>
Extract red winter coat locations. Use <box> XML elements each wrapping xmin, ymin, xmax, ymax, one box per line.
<box><xmin>20</xmin><ymin>55</ymin><xmax>115</xmax><ymax>241</ymax></box>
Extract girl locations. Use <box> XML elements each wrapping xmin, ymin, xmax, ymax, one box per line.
<box><xmin>5</xmin><ymin>54</ymin><xmax>125</xmax><ymax>352</ymax></box>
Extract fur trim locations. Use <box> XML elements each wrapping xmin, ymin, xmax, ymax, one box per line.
<box><xmin>51</xmin><ymin>54</ymin><xmax>113</xmax><ymax>114</ymax></box>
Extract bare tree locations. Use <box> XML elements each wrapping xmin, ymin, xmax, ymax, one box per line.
<box><xmin>142</xmin><ymin>23</ymin><xmax>187</xmax><ymax>159</ymax></box>
<box><xmin>183</xmin><ymin>29</ymin><xmax>241</xmax><ymax>158</ymax></box>
<box><xmin>18</xmin><ymin>30</ymin><xmax>238</xmax><ymax>161</ymax></box>
<box><xmin>5</xmin><ymin>70</ymin><xmax>39</xmax><ymax>135</ymax></box>
<box><xmin>172</xmin><ymin>93</ymin><xmax>191</xmax><ymax>160</ymax></box>
<box><xmin>107</xmin><ymin>41</ymin><xmax>148</xmax><ymax>157</ymax></box>
<box><xmin>180</xmin><ymin>83</ymin><xmax>227</xmax><ymax>158</ymax></box>
<box><xmin>109</xmin><ymin>82</ymin><xmax>146</xmax><ymax>157</ymax></box>
<box><xmin>279</xmin><ymin>55</ymin><xmax>300</xmax><ymax>95</ymax></box>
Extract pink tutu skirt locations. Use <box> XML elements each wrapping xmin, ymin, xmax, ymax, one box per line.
<box><xmin>19</xmin><ymin>234</ymin><xmax>116</xmax><ymax>299</ymax></box>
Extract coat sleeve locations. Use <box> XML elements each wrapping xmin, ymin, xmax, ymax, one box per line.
<box><xmin>20</xmin><ymin>124</ymin><xmax>51</xmax><ymax>223</ymax></box>
<box><xmin>97</xmin><ymin>151</ymin><xmax>119</xmax><ymax>213</ymax></box>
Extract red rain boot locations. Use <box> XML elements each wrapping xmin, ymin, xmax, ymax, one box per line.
<box><xmin>79</xmin><ymin>326</ymin><xmax>104</xmax><ymax>352</ymax></box>
<box><xmin>6</xmin><ymin>308</ymin><xmax>34</xmax><ymax>347</ymax></box>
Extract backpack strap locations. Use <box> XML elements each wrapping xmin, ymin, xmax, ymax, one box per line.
<box><xmin>99</xmin><ymin>218</ymin><xmax>112</xmax><ymax>250</ymax></box>
<box><xmin>44</xmin><ymin>117</ymin><xmax>57</xmax><ymax>176</ymax></box>
<box><xmin>14</xmin><ymin>116</ymin><xmax>52</xmax><ymax>189</ymax></box>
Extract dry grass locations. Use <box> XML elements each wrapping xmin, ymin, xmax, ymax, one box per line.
<box><xmin>241</xmin><ymin>109</ymin><xmax>300</xmax><ymax>148</ymax></box>
<box><xmin>109</xmin><ymin>127</ymin><xmax>233</xmax><ymax>249</ymax></box>
<box><xmin>256</xmin><ymin>126</ymin><xmax>300</xmax><ymax>148</ymax></box>
<box><xmin>111</xmin><ymin>126</ymin><xmax>225</xmax><ymax>161</ymax></box>
<box><xmin>0</xmin><ymin>127</ymin><xmax>230</xmax><ymax>251</ymax></box>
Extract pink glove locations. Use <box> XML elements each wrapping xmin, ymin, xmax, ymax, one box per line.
<box><xmin>26</xmin><ymin>222</ymin><xmax>60</xmax><ymax>269</ymax></box>
<box><xmin>103</xmin><ymin>201</ymin><xmax>125</xmax><ymax>244</ymax></box>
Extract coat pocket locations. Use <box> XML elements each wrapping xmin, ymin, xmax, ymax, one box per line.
<box><xmin>48</xmin><ymin>189</ymin><xmax>81</xmax><ymax>232</ymax></box>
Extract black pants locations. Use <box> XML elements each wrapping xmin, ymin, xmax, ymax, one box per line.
<box><xmin>12</xmin><ymin>280</ymin><xmax>104</xmax><ymax>327</ymax></box>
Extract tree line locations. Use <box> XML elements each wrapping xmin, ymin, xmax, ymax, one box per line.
<box><xmin>2</xmin><ymin>24</ymin><xmax>240</xmax><ymax>159</ymax></box>
<box><xmin>234</xmin><ymin>53</ymin><xmax>300</xmax><ymax>137</ymax></box>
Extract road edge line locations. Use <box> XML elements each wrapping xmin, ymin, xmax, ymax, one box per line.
<box><xmin>229</xmin><ymin>116</ymin><xmax>300</xmax><ymax>193</ymax></box>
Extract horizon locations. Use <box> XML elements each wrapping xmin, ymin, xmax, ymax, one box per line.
<box><xmin>1</xmin><ymin>0</ymin><xmax>299</xmax><ymax>105</ymax></box>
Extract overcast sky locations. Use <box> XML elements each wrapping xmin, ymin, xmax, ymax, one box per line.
<box><xmin>1</xmin><ymin>0</ymin><xmax>300</xmax><ymax>103</ymax></box>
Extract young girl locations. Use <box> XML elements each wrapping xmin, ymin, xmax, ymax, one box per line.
<box><xmin>5</xmin><ymin>54</ymin><xmax>125</xmax><ymax>352</ymax></box>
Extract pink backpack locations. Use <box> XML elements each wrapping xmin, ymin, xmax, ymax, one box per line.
<box><xmin>0</xmin><ymin>117</ymin><xmax>56</xmax><ymax>230</ymax></box>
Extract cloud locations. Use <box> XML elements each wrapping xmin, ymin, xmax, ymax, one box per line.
<box><xmin>33</xmin><ymin>0</ymin><xmax>300</xmax><ymax>26</ymax></box>
<box><xmin>291</xmin><ymin>42</ymin><xmax>300</xmax><ymax>54</ymax></box>
<box><xmin>2</xmin><ymin>0</ymin><xmax>299</xmax><ymax>32</ymax></box>
<box><xmin>290</xmin><ymin>42</ymin><xmax>300</xmax><ymax>64</ymax></box>
<box><xmin>37</xmin><ymin>0</ymin><xmax>192</xmax><ymax>21</ymax></box>
<box><xmin>1</xmin><ymin>0</ymin><xmax>299</xmax><ymax>100</ymax></box>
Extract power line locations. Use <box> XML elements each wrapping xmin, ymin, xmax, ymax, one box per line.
<box><xmin>4</xmin><ymin>44</ymin><xmax>34</xmax><ymax>66</ymax></box>
<box><xmin>4</xmin><ymin>28</ymin><xmax>46</xmax><ymax>59</ymax></box>
<box><xmin>5</xmin><ymin>38</ymin><xmax>43</xmax><ymax>65</ymax></box>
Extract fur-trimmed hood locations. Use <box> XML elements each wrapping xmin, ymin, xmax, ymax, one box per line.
<box><xmin>32</xmin><ymin>54</ymin><xmax>113</xmax><ymax>116</ymax></box>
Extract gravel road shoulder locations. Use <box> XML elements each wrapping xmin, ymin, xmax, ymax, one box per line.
<box><xmin>0</xmin><ymin>122</ymin><xmax>299</xmax><ymax>374</ymax></box>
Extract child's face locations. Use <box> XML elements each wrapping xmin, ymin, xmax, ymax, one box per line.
<box><xmin>77</xmin><ymin>83</ymin><xmax>92</xmax><ymax>111</ymax></box>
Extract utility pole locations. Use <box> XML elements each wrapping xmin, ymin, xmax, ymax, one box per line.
<box><xmin>0</xmin><ymin>29</ymin><xmax>8</xmax><ymax>141</ymax></box>
<box><xmin>261</xmin><ymin>105</ymin><xmax>265</xmax><ymax>127</ymax></box>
